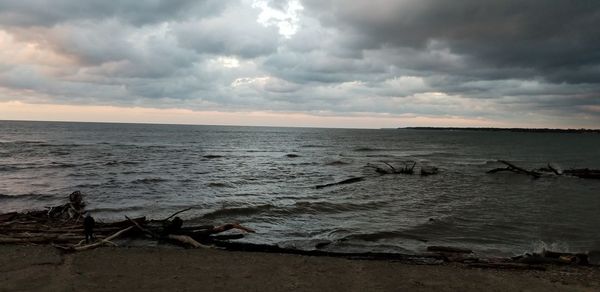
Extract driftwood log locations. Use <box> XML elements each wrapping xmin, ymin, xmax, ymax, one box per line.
<box><xmin>487</xmin><ymin>160</ymin><xmax>541</xmax><ymax>178</ymax></box>
<box><xmin>488</xmin><ymin>160</ymin><xmax>600</xmax><ymax>180</ymax></box>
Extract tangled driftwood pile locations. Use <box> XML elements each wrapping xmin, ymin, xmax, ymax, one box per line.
<box><xmin>367</xmin><ymin>161</ymin><xmax>439</xmax><ymax>176</ymax></box>
<box><xmin>0</xmin><ymin>192</ymin><xmax>254</xmax><ymax>252</ymax></box>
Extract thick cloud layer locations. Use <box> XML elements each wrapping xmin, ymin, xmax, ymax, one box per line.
<box><xmin>0</xmin><ymin>0</ymin><xmax>598</xmax><ymax>127</ymax></box>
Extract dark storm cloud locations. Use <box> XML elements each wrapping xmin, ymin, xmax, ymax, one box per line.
<box><xmin>0</xmin><ymin>0</ymin><xmax>227</xmax><ymax>26</ymax></box>
<box><xmin>302</xmin><ymin>0</ymin><xmax>600</xmax><ymax>84</ymax></box>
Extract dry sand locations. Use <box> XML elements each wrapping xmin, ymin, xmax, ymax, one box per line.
<box><xmin>1</xmin><ymin>245</ymin><xmax>599</xmax><ymax>291</ymax></box>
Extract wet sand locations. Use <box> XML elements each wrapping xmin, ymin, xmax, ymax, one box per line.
<box><xmin>1</xmin><ymin>245</ymin><xmax>599</xmax><ymax>292</ymax></box>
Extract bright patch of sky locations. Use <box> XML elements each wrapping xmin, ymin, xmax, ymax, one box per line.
<box><xmin>252</xmin><ymin>0</ymin><xmax>304</xmax><ymax>38</ymax></box>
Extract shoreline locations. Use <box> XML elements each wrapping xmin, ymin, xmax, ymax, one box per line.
<box><xmin>1</xmin><ymin>244</ymin><xmax>600</xmax><ymax>291</ymax></box>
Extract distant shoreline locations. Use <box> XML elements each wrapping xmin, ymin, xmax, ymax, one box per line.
<box><xmin>400</xmin><ymin>127</ymin><xmax>600</xmax><ymax>133</ymax></box>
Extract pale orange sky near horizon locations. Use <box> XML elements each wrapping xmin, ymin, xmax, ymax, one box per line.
<box><xmin>0</xmin><ymin>101</ymin><xmax>514</xmax><ymax>129</ymax></box>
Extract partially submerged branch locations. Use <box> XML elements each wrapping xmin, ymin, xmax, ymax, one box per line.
<box><xmin>315</xmin><ymin>177</ymin><xmax>365</xmax><ymax>189</ymax></box>
<box><xmin>366</xmin><ymin>161</ymin><xmax>417</xmax><ymax>175</ymax></box>
<box><xmin>488</xmin><ymin>160</ymin><xmax>600</xmax><ymax>180</ymax></box>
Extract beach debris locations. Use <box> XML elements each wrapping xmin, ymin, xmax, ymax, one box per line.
<box><xmin>315</xmin><ymin>177</ymin><xmax>365</xmax><ymax>189</ymax></box>
<box><xmin>47</xmin><ymin>191</ymin><xmax>87</xmax><ymax>220</ymax></box>
<box><xmin>0</xmin><ymin>193</ymin><xmax>255</xmax><ymax>251</ymax></box>
<box><xmin>488</xmin><ymin>160</ymin><xmax>600</xmax><ymax>180</ymax></box>
<box><xmin>511</xmin><ymin>250</ymin><xmax>592</xmax><ymax>266</ymax></box>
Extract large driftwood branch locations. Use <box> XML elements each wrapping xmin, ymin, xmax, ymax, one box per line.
<box><xmin>162</xmin><ymin>207</ymin><xmax>193</xmax><ymax>221</ymax></box>
<box><xmin>125</xmin><ymin>215</ymin><xmax>158</xmax><ymax>239</ymax></box>
<box><xmin>487</xmin><ymin>160</ymin><xmax>541</xmax><ymax>178</ymax></box>
<box><xmin>71</xmin><ymin>226</ymin><xmax>134</xmax><ymax>251</ymax></box>
<box><xmin>383</xmin><ymin>162</ymin><xmax>397</xmax><ymax>172</ymax></box>
<box><xmin>166</xmin><ymin>234</ymin><xmax>210</xmax><ymax>248</ymax></box>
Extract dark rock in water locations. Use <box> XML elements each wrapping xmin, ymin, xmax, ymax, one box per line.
<box><xmin>203</xmin><ymin>155</ymin><xmax>223</xmax><ymax>159</ymax></box>
<box><xmin>420</xmin><ymin>166</ymin><xmax>439</xmax><ymax>176</ymax></box>
<box><xmin>286</xmin><ymin>153</ymin><xmax>300</xmax><ymax>158</ymax></box>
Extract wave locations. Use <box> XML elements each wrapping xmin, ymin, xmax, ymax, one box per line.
<box><xmin>49</xmin><ymin>162</ymin><xmax>78</xmax><ymax>168</ymax></box>
<box><xmin>0</xmin><ymin>140</ymin><xmax>46</xmax><ymax>145</ymax></box>
<box><xmin>132</xmin><ymin>177</ymin><xmax>169</xmax><ymax>184</ymax></box>
<box><xmin>0</xmin><ymin>162</ymin><xmax>83</xmax><ymax>171</ymax></box>
<box><xmin>207</xmin><ymin>182</ymin><xmax>235</xmax><ymax>188</ymax></box>
<box><xmin>325</xmin><ymin>160</ymin><xmax>351</xmax><ymax>165</ymax></box>
<box><xmin>37</xmin><ymin>143</ymin><xmax>88</xmax><ymax>148</ymax></box>
<box><xmin>105</xmin><ymin>160</ymin><xmax>139</xmax><ymax>166</ymax></box>
<box><xmin>292</xmin><ymin>200</ymin><xmax>388</xmax><ymax>214</ymax></box>
<box><xmin>86</xmin><ymin>206</ymin><xmax>147</xmax><ymax>214</ymax></box>
<box><xmin>353</xmin><ymin>147</ymin><xmax>381</xmax><ymax>152</ymax></box>
<box><xmin>399</xmin><ymin>216</ymin><xmax>473</xmax><ymax>238</ymax></box>
<box><xmin>453</xmin><ymin>159</ymin><xmax>497</xmax><ymax>166</ymax></box>
<box><xmin>198</xmin><ymin>200</ymin><xmax>391</xmax><ymax>220</ymax></box>
<box><xmin>300</xmin><ymin>144</ymin><xmax>331</xmax><ymax>148</ymax></box>
<box><xmin>200</xmin><ymin>204</ymin><xmax>274</xmax><ymax>219</ymax></box>
<box><xmin>0</xmin><ymin>193</ymin><xmax>56</xmax><ymax>201</ymax></box>
<box><xmin>0</xmin><ymin>165</ymin><xmax>19</xmax><ymax>171</ymax></box>
<box><xmin>340</xmin><ymin>230</ymin><xmax>428</xmax><ymax>243</ymax></box>
<box><xmin>528</xmin><ymin>240</ymin><xmax>574</xmax><ymax>254</ymax></box>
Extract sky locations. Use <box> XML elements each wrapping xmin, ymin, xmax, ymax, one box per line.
<box><xmin>0</xmin><ymin>0</ymin><xmax>599</xmax><ymax>128</ymax></box>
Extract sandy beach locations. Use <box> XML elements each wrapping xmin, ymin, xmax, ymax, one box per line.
<box><xmin>1</xmin><ymin>245</ymin><xmax>599</xmax><ymax>292</ymax></box>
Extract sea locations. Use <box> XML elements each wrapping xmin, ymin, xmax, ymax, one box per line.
<box><xmin>1</xmin><ymin>120</ymin><xmax>599</xmax><ymax>256</ymax></box>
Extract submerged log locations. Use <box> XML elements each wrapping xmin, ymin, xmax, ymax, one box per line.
<box><xmin>315</xmin><ymin>177</ymin><xmax>365</xmax><ymax>189</ymax></box>
<box><xmin>564</xmin><ymin>168</ymin><xmax>600</xmax><ymax>179</ymax></box>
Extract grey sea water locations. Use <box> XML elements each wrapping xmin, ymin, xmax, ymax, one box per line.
<box><xmin>1</xmin><ymin>120</ymin><xmax>599</xmax><ymax>256</ymax></box>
